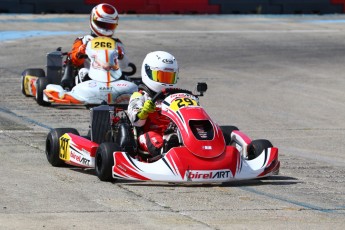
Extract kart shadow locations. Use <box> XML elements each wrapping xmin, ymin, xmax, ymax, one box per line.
<box><xmin>220</xmin><ymin>176</ymin><xmax>299</xmax><ymax>187</ymax></box>
<box><xmin>111</xmin><ymin>175</ymin><xmax>299</xmax><ymax>188</ymax></box>
<box><xmin>69</xmin><ymin>167</ymin><xmax>96</xmax><ymax>176</ymax></box>
<box><xmin>66</xmin><ymin>167</ymin><xmax>299</xmax><ymax>187</ymax></box>
<box><xmin>51</xmin><ymin>105</ymin><xmax>88</xmax><ymax>110</ymax></box>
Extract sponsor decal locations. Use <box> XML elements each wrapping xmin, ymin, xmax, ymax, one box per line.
<box><xmin>88</xmin><ymin>81</ymin><xmax>97</xmax><ymax>87</ymax></box>
<box><xmin>80</xmin><ymin>157</ymin><xmax>90</xmax><ymax>165</ymax></box>
<box><xmin>115</xmin><ymin>83</ymin><xmax>129</xmax><ymax>87</ymax></box>
<box><xmin>99</xmin><ymin>86</ymin><xmax>113</xmax><ymax>92</ymax></box>
<box><xmin>186</xmin><ymin>170</ymin><xmax>232</xmax><ymax>181</ymax></box>
<box><xmin>70</xmin><ymin>150</ymin><xmax>90</xmax><ymax>166</ymax></box>
<box><xmin>162</xmin><ymin>59</ymin><xmax>173</xmax><ymax>64</ymax></box>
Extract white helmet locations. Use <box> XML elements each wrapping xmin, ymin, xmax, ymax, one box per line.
<box><xmin>90</xmin><ymin>3</ymin><xmax>119</xmax><ymax>37</ymax></box>
<box><xmin>141</xmin><ymin>51</ymin><xmax>179</xmax><ymax>93</ymax></box>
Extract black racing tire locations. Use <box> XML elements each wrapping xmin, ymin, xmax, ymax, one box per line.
<box><xmin>45</xmin><ymin>128</ymin><xmax>80</xmax><ymax>167</ymax></box>
<box><xmin>220</xmin><ymin>125</ymin><xmax>239</xmax><ymax>145</ymax></box>
<box><xmin>247</xmin><ymin>139</ymin><xmax>273</xmax><ymax>160</ymax></box>
<box><xmin>22</xmin><ymin>68</ymin><xmax>45</xmax><ymax>78</ymax></box>
<box><xmin>36</xmin><ymin>77</ymin><xmax>51</xmax><ymax>106</ymax></box>
<box><xmin>95</xmin><ymin>142</ymin><xmax>121</xmax><ymax>182</ymax></box>
<box><xmin>21</xmin><ymin>68</ymin><xmax>46</xmax><ymax>96</ymax></box>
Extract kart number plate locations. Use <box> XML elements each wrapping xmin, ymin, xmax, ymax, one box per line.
<box><xmin>91</xmin><ymin>37</ymin><xmax>115</xmax><ymax>50</ymax></box>
<box><xmin>59</xmin><ymin>134</ymin><xmax>71</xmax><ymax>161</ymax></box>
<box><xmin>170</xmin><ymin>97</ymin><xmax>198</xmax><ymax>111</ymax></box>
<box><xmin>23</xmin><ymin>75</ymin><xmax>37</xmax><ymax>95</ymax></box>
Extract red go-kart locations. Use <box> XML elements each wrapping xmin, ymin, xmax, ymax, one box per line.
<box><xmin>45</xmin><ymin>83</ymin><xmax>280</xmax><ymax>183</ymax></box>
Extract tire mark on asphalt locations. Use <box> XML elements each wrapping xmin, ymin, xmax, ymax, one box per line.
<box><xmin>0</xmin><ymin>106</ymin><xmax>52</xmax><ymax>130</ymax></box>
<box><xmin>240</xmin><ymin>186</ymin><xmax>344</xmax><ymax>214</ymax></box>
<box><xmin>1</xmin><ymin>131</ymin><xmax>45</xmax><ymax>151</ymax></box>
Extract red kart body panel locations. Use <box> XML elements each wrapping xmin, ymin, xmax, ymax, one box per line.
<box><xmin>164</xmin><ymin>106</ymin><xmax>226</xmax><ymax>158</ymax></box>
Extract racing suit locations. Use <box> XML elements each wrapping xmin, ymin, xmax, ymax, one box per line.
<box><xmin>127</xmin><ymin>87</ymin><xmax>171</xmax><ymax>157</ymax></box>
<box><xmin>61</xmin><ymin>35</ymin><xmax>128</xmax><ymax>90</ymax></box>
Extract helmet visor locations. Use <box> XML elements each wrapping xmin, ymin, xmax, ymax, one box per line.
<box><xmin>145</xmin><ymin>64</ymin><xmax>177</xmax><ymax>84</ymax></box>
<box><xmin>93</xmin><ymin>18</ymin><xmax>118</xmax><ymax>31</ymax></box>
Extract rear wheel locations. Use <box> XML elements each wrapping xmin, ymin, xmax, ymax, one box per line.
<box><xmin>95</xmin><ymin>142</ymin><xmax>121</xmax><ymax>182</ymax></box>
<box><xmin>220</xmin><ymin>125</ymin><xmax>239</xmax><ymax>145</ymax></box>
<box><xmin>21</xmin><ymin>68</ymin><xmax>45</xmax><ymax>96</ymax></box>
<box><xmin>36</xmin><ymin>77</ymin><xmax>51</xmax><ymax>106</ymax></box>
<box><xmin>247</xmin><ymin>139</ymin><xmax>273</xmax><ymax>160</ymax></box>
<box><xmin>45</xmin><ymin>128</ymin><xmax>79</xmax><ymax>166</ymax></box>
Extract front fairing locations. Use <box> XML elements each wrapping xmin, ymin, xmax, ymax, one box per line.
<box><xmin>161</xmin><ymin>93</ymin><xmax>225</xmax><ymax>158</ymax></box>
<box><xmin>113</xmin><ymin>146</ymin><xmax>239</xmax><ymax>182</ymax></box>
<box><xmin>112</xmin><ymin>145</ymin><xmax>279</xmax><ymax>183</ymax></box>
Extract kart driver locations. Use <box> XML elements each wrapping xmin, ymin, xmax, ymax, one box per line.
<box><xmin>61</xmin><ymin>3</ymin><xmax>130</xmax><ymax>90</ymax></box>
<box><xmin>127</xmin><ymin>51</ymin><xmax>179</xmax><ymax>159</ymax></box>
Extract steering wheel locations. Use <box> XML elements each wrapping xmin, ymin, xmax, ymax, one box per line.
<box><xmin>122</xmin><ymin>63</ymin><xmax>137</xmax><ymax>76</ymax></box>
<box><xmin>151</xmin><ymin>88</ymin><xmax>194</xmax><ymax>103</ymax></box>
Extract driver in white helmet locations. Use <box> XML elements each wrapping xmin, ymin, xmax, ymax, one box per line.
<box><xmin>61</xmin><ymin>3</ymin><xmax>131</xmax><ymax>90</ymax></box>
<box><xmin>128</xmin><ymin>51</ymin><xmax>179</xmax><ymax>159</ymax></box>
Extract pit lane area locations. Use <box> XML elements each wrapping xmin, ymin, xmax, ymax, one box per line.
<box><xmin>0</xmin><ymin>14</ymin><xmax>344</xmax><ymax>229</ymax></box>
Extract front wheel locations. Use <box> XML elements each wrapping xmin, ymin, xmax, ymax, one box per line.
<box><xmin>45</xmin><ymin>128</ymin><xmax>79</xmax><ymax>166</ymax></box>
<box><xmin>36</xmin><ymin>77</ymin><xmax>51</xmax><ymax>106</ymax></box>
<box><xmin>95</xmin><ymin>142</ymin><xmax>121</xmax><ymax>182</ymax></box>
<box><xmin>247</xmin><ymin>139</ymin><xmax>273</xmax><ymax>160</ymax></box>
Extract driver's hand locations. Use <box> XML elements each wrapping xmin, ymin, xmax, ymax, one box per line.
<box><xmin>143</xmin><ymin>100</ymin><xmax>155</xmax><ymax>113</ymax></box>
<box><xmin>137</xmin><ymin>100</ymin><xmax>155</xmax><ymax>119</ymax></box>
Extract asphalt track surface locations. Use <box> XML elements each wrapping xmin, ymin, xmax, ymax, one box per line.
<box><xmin>0</xmin><ymin>14</ymin><xmax>345</xmax><ymax>229</ymax></box>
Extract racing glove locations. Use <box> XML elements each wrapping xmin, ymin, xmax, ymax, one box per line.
<box><xmin>137</xmin><ymin>100</ymin><xmax>155</xmax><ymax>120</ymax></box>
